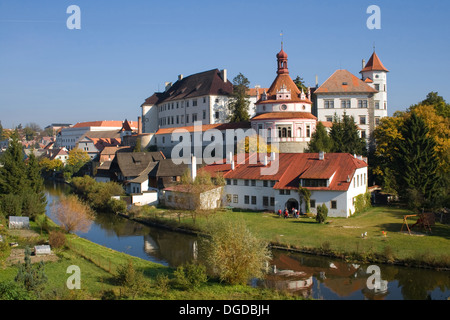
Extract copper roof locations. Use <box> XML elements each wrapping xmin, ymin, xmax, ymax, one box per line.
<box><xmin>360</xmin><ymin>52</ymin><xmax>389</xmax><ymax>73</ymax></box>
<box><xmin>314</xmin><ymin>70</ymin><xmax>378</xmax><ymax>94</ymax></box>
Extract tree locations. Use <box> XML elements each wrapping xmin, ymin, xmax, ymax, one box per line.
<box><xmin>393</xmin><ymin>113</ymin><xmax>443</xmax><ymax>210</ymax></box>
<box><xmin>199</xmin><ymin>217</ymin><xmax>271</xmax><ymax>285</ymax></box>
<box><xmin>306</xmin><ymin>122</ymin><xmax>333</xmax><ymax>153</ymax></box>
<box><xmin>15</xmin><ymin>246</ymin><xmax>47</xmax><ymax>296</ymax></box>
<box><xmin>227</xmin><ymin>73</ymin><xmax>251</xmax><ymax>122</ymax></box>
<box><xmin>412</xmin><ymin>91</ymin><xmax>450</xmax><ymax>118</ymax></box>
<box><xmin>293</xmin><ymin>75</ymin><xmax>308</xmax><ymax>94</ymax></box>
<box><xmin>25</xmin><ymin>153</ymin><xmax>47</xmax><ymax>216</ymax></box>
<box><xmin>329</xmin><ymin>113</ymin><xmax>366</xmax><ymax>156</ymax></box>
<box><xmin>0</xmin><ymin>130</ymin><xmax>27</xmax><ymax>194</ymax></box>
<box><xmin>51</xmin><ymin>194</ymin><xmax>94</xmax><ymax>233</ymax></box>
<box><xmin>133</xmin><ymin>138</ymin><xmax>142</xmax><ymax>152</ymax></box>
<box><xmin>298</xmin><ymin>186</ymin><xmax>311</xmax><ymax>214</ymax></box>
<box><xmin>66</xmin><ymin>148</ymin><xmax>90</xmax><ymax>177</ymax></box>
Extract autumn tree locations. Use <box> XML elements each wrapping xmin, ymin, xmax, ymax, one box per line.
<box><xmin>65</xmin><ymin>148</ymin><xmax>91</xmax><ymax>178</ymax></box>
<box><xmin>52</xmin><ymin>194</ymin><xmax>94</xmax><ymax>233</ymax></box>
<box><xmin>227</xmin><ymin>73</ymin><xmax>251</xmax><ymax>122</ymax></box>
<box><xmin>199</xmin><ymin>217</ymin><xmax>271</xmax><ymax>285</ymax></box>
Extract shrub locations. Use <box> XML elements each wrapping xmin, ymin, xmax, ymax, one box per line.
<box><xmin>48</xmin><ymin>230</ymin><xmax>66</xmax><ymax>249</ymax></box>
<box><xmin>115</xmin><ymin>260</ymin><xmax>148</xmax><ymax>298</ymax></box>
<box><xmin>199</xmin><ymin>217</ymin><xmax>271</xmax><ymax>285</ymax></box>
<box><xmin>316</xmin><ymin>203</ymin><xmax>328</xmax><ymax>224</ymax></box>
<box><xmin>0</xmin><ymin>281</ymin><xmax>33</xmax><ymax>300</ymax></box>
<box><xmin>107</xmin><ymin>198</ymin><xmax>127</xmax><ymax>214</ymax></box>
<box><xmin>174</xmin><ymin>262</ymin><xmax>208</xmax><ymax>289</ymax></box>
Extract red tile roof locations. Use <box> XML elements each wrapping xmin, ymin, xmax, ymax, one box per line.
<box><xmin>251</xmin><ymin>112</ymin><xmax>317</xmax><ymax>121</ymax></box>
<box><xmin>199</xmin><ymin>153</ymin><xmax>367</xmax><ymax>191</ymax></box>
<box><xmin>314</xmin><ymin>70</ymin><xmax>378</xmax><ymax>94</ymax></box>
<box><xmin>360</xmin><ymin>52</ymin><xmax>389</xmax><ymax>73</ymax></box>
<box><xmin>258</xmin><ymin>74</ymin><xmax>312</xmax><ymax>104</ymax></box>
<box><xmin>72</xmin><ymin>120</ymin><xmax>138</xmax><ymax>129</ymax></box>
<box><xmin>155</xmin><ymin>121</ymin><xmax>251</xmax><ymax>135</ymax></box>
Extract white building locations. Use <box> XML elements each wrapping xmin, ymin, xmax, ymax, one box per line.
<box><xmin>55</xmin><ymin>120</ymin><xmax>137</xmax><ymax>151</ymax></box>
<box><xmin>201</xmin><ymin>152</ymin><xmax>368</xmax><ymax>218</ymax></box>
<box><xmin>314</xmin><ymin>51</ymin><xmax>389</xmax><ymax>140</ymax></box>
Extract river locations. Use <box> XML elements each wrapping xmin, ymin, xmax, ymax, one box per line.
<box><xmin>44</xmin><ymin>182</ymin><xmax>450</xmax><ymax>300</ymax></box>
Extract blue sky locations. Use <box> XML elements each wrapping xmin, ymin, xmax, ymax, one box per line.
<box><xmin>0</xmin><ymin>0</ymin><xmax>449</xmax><ymax>129</ymax></box>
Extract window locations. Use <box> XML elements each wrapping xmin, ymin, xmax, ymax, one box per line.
<box><xmin>324</xmin><ymin>100</ymin><xmax>334</xmax><ymax>109</ymax></box>
<box><xmin>186</xmin><ymin>101</ymin><xmax>190</xmax><ymax>107</ymax></box>
<box><xmin>251</xmin><ymin>196</ymin><xmax>257</xmax><ymax>205</ymax></box>
<box><xmin>361</xmin><ymin>130</ymin><xmax>366</xmax><ymax>139</ymax></box>
<box><xmin>172</xmin><ymin>176</ymin><xmax>177</xmax><ymax>182</ymax></box>
<box><xmin>331</xmin><ymin>201</ymin><xmax>337</xmax><ymax>209</ymax></box>
<box><xmin>215</xmin><ymin>111</ymin><xmax>220</xmax><ymax>119</ymax></box>
<box><xmin>186</xmin><ymin>115</ymin><xmax>190</xmax><ymax>123</ymax></box>
<box><xmin>251</xmin><ymin>180</ymin><xmax>256</xmax><ymax>187</ymax></box>
<box><xmin>233</xmin><ymin>179</ymin><xmax>237</xmax><ymax>185</ymax></box>
<box><xmin>303</xmin><ymin>179</ymin><xmax>327</xmax><ymax>187</ymax></box>
<box><xmin>263</xmin><ymin>196</ymin><xmax>269</xmax><ymax>207</ymax></box>
<box><xmin>203</xmin><ymin>110</ymin><xmax>206</xmax><ymax>120</ymax></box>
<box><xmin>244</xmin><ymin>195</ymin><xmax>250</xmax><ymax>204</ymax></box>
<box><xmin>244</xmin><ymin>180</ymin><xmax>249</xmax><ymax>186</ymax></box>
<box><xmin>277</xmin><ymin>126</ymin><xmax>292</xmax><ymax>138</ymax></box>
<box><xmin>263</xmin><ymin>180</ymin><xmax>268</xmax><ymax>187</ymax></box>
<box><xmin>285</xmin><ymin>190</ymin><xmax>291</xmax><ymax>195</ymax></box>
<box><xmin>310</xmin><ymin>199</ymin><xmax>316</xmax><ymax>208</ymax></box>
<box><xmin>192</xmin><ymin>113</ymin><xmax>198</xmax><ymax>122</ymax></box>
<box><xmin>375</xmin><ymin>101</ymin><xmax>380</xmax><ymax>109</ymax></box>
<box><xmin>374</xmin><ymin>84</ymin><xmax>380</xmax><ymax>91</ymax></box>
<box><xmin>203</xmin><ymin>97</ymin><xmax>206</xmax><ymax>103</ymax></box>
<box><xmin>306</xmin><ymin>125</ymin><xmax>311</xmax><ymax>138</ymax></box>
<box><xmin>326</xmin><ymin>116</ymin><xmax>333</xmax><ymax>122</ymax></box>
<box><xmin>360</xmin><ymin>116</ymin><xmax>366</xmax><ymax>125</ymax></box>
<box><xmin>270</xmin><ymin>180</ymin><xmax>275</xmax><ymax>187</ymax></box>
<box><xmin>358</xmin><ymin>100</ymin><xmax>368</xmax><ymax>108</ymax></box>
<box><xmin>233</xmin><ymin>195</ymin><xmax>238</xmax><ymax>203</ymax></box>
<box><xmin>270</xmin><ymin>197</ymin><xmax>275</xmax><ymax>207</ymax></box>
<box><xmin>215</xmin><ymin>98</ymin><xmax>219</xmax><ymax>103</ymax></box>
<box><xmin>279</xmin><ymin>190</ymin><xmax>285</xmax><ymax>195</ymax></box>
<box><xmin>192</xmin><ymin>99</ymin><xmax>197</xmax><ymax>106</ymax></box>
<box><xmin>341</xmin><ymin>100</ymin><xmax>351</xmax><ymax>108</ymax></box>
<box><xmin>226</xmin><ymin>179</ymin><xmax>231</xmax><ymax>185</ymax></box>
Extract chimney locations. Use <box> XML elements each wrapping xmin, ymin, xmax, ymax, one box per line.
<box><xmin>220</xmin><ymin>69</ymin><xmax>227</xmax><ymax>83</ymax></box>
<box><xmin>165</xmin><ymin>82</ymin><xmax>172</xmax><ymax>91</ymax></box>
<box><xmin>362</xmin><ymin>59</ymin><xmax>366</xmax><ymax>70</ymax></box>
<box><xmin>315</xmin><ymin>75</ymin><xmax>319</xmax><ymax>88</ymax></box>
<box><xmin>231</xmin><ymin>160</ymin><xmax>235</xmax><ymax>170</ymax></box>
<box><xmin>271</xmin><ymin>151</ymin><xmax>276</xmax><ymax>161</ymax></box>
<box><xmin>263</xmin><ymin>155</ymin><xmax>268</xmax><ymax>166</ymax></box>
<box><xmin>178</xmin><ymin>74</ymin><xmax>183</xmax><ymax>81</ymax></box>
<box><xmin>138</xmin><ymin>116</ymin><xmax>142</xmax><ymax>135</ymax></box>
<box><xmin>319</xmin><ymin>151</ymin><xmax>325</xmax><ymax>160</ymax></box>
<box><xmin>191</xmin><ymin>154</ymin><xmax>197</xmax><ymax>181</ymax></box>
<box><xmin>227</xmin><ymin>151</ymin><xmax>233</xmax><ymax>164</ymax></box>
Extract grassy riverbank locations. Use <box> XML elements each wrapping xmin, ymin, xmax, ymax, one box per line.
<box><xmin>126</xmin><ymin>204</ymin><xmax>450</xmax><ymax>269</ymax></box>
<box><xmin>0</xmin><ymin>220</ymin><xmax>300</xmax><ymax>300</ymax></box>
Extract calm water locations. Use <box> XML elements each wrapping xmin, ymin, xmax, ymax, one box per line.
<box><xmin>44</xmin><ymin>182</ymin><xmax>450</xmax><ymax>300</ymax></box>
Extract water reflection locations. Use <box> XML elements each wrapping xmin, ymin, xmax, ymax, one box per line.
<box><xmin>44</xmin><ymin>182</ymin><xmax>450</xmax><ymax>300</ymax></box>
<box><xmin>258</xmin><ymin>251</ymin><xmax>450</xmax><ymax>300</ymax></box>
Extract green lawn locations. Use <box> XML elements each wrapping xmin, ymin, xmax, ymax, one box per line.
<box><xmin>134</xmin><ymin>205</ymin><xmax>450</xmax><ymax>268</ymax></box>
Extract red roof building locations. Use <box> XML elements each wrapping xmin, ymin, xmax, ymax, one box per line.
<box><xmin>199</xmin><ymin>152</ymin><xmax>368</xmax><ymax>218</ymax></box>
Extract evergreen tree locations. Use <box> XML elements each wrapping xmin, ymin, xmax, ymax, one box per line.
<box><xmin>227</xmin><ymin>73</ymin><xmax>250</xmax><ymax>122</ymax></box>
<box><xmin>24</xmin><ymin>152</ymin><xmax>47</xmax><ymax>217</ymax></box>
<box><xmin>393</xmin><ymin>113</ymin><xmax>442</xmax><ymax>210</ymax></box>
<box><xmin>0</xmin><ymin>130</ymin><xmax>27</xmax><ymax>194</ymax></box>
<box><xmin>329</xmin><ymin>114</ymin><xmax>366</xmax><ymax>156</ymax></box>
<box><xmin>15</xmin><ymin>246</ymin><xmax>47</xmax><ymax>297</ymax></box>
<box><xmin>306</xmin><ymin>122</ymin><xmax>333</xmax><ymax>153</ymax></box>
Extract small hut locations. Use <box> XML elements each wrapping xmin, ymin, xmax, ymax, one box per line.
<box><xmin>8</xmin><ymin>216</ymin><xmax>30</xmax><ymax>229</ymax></box>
